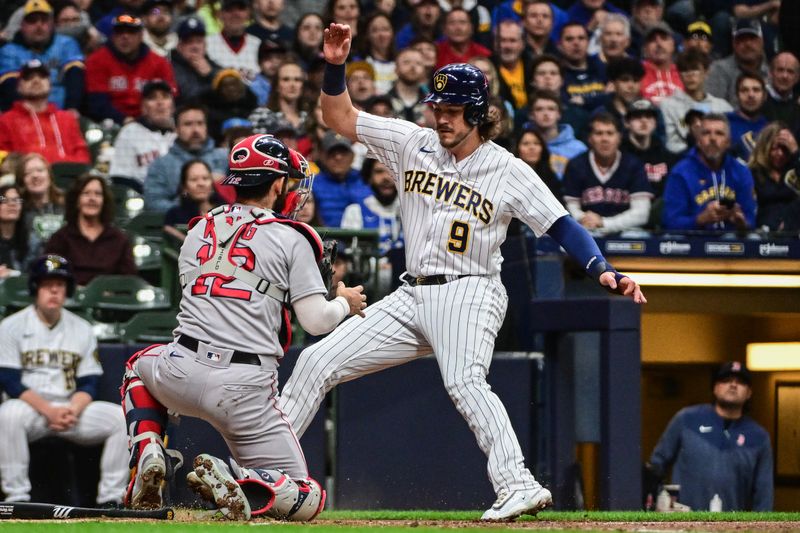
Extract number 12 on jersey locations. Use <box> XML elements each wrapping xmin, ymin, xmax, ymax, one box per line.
<box><xmin>447</xmin><ymin>220</ymin><xmax>470</xmax><ymax>254</ymax></box>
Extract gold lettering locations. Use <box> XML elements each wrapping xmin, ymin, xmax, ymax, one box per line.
<box><xmin>435</xmin><ymin>177</ymin><xmax>459</xmax><ymax>202</ymax></box>
<box><xmin>466</xmin><ymin>190</ymin><xmax>482</xmax><ymax>217</ymax></box>
<box><xmin>478</xmin><ymin>198</ymin><xmax>494</xmax><ymax>224</ymax></box>
<box><xmin>420</xmin><ymin>172</ymin><xmax>436</xmax><ymax>196</ymax></box>
<box><xmin>453</xmin><ymin>184</ymin><xmax>470</xmax><ymax>208</ymax></box>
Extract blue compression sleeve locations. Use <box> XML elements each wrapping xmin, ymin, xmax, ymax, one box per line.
<box><xmin>0</xmin><ymin>368</ymin><xmax>28</xmax><ymax>398</ymax></box>
<box><xmin>322</xmin><ymin>62</ymin><xmax>346</xmax><ymax>95</ymax></box>
<box><xmin>75</xmin><ymin>375</ymin><xmax>100</xmax><ymax>399</ymax></box>
<box><xmin>546</xmin><ymin>215</ymin><xmax>625</xmax><ymax>282</ymax></box>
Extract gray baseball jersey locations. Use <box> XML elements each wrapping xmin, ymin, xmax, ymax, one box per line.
<box><xmin>176</xmin><ymin>204</ymin><xmax>327</xmax><ymax>356</ymax></box>
<box><xmin>280</xmin><ymin>112</ymin><xmax>567</xmax><ymax>496</ymax></box>
<box><xmin>134</xmin><ymin>204</ymin><xmax>328</xmax><ymax>478</ymax></box>
<box><xmin>0</xmin><ymin>306</ymin><xmax>128</xmax><ymax>504</ymax></box>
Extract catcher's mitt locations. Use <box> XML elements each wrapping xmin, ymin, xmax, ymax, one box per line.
<box><xmin>319</xmin><ymin>240</ymin><xmax>338</xmax><ymax>299</ymax></box>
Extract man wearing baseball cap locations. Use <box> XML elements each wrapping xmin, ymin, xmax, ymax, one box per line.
<box><xmin>0</xmin><ymin>59</ymin><xmax>89</xmax><ymax>164</ymax></box>
<box><xmin>0</xmin><ymin>0</ymin><xmax>85</xmax><ymax>112</ymax></box>
<box><xmin>170</xmin><ymin>17</ymin><xmax>222</xmax><ymax>104</ymax></box>
<box><xmin>84</xmin><ymin>13</ymin><xmax>177</xmax><ymax>124</ymax></box>
<box><xmin>706</xmin><ymin>18</ymin><xmax>769</xmax><ymax>105</ymax></box>
<box><xmin>647</xmin><ymin>361</ymin><xmax>773</xmax><ymax>511</ymax></box>
<box><xmin>685</xmin><ymin>20</ymin><xmax>713</xmax><ymax>57</ymax></box>
<box><xmin>109</xmin><ymin>79</ymin><xmax>177</xmax><ymax>184</ymax></box>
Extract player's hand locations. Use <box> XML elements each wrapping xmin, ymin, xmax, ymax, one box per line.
<box><xmin>323</xmin><ymin>23</ymin><xmax>352</xmax><ymax>65</ymax></box>
<box><xmin>336</xmin><ymin>281</ymin><xmax>367</xmax><ymax>317</ymax></box>
<box><xmin>45</xmin><ymin>405</ymin><xmax>75</xmax><ymax>431</ymax></box>
<box><xmin>599</xmin><ymin>271</ymin><xmax>647</xmax><ymax>304</ymax></box>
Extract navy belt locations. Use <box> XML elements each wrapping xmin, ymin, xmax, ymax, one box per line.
<box><xmin>177</xmin><ymin>335</ymin><xmax>261</xmax><ymax>366</ymax></box>
<box><xmin>403</xmin><ymin>274</ymin><xmax>470</xmax><ymax>287</ymax></box>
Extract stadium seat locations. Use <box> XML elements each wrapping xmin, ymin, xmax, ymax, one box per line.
<box><xmin>0</xmin><ymin>275</ymin><xmax>83</xmax><ymax>316</ymax></box>
<box><xmin>110</xmin><ymin>177</ymin><xmax>145</xmax><ymax>223</ymax></box>
<box><xmin>118</xmin><ymin>310</ymin><xmax>178</xmax><ymax>344</ymax></box>
<box><xmin>78</xmin><ymin>275</ymin><xmax>170</xmax><ymax>323</ymax></box>
<box><xmin>126</xmin><ymin>211</ymin><xmax>167</xmax><ymax>241</ymax></box>
<box><xmin>51</xmin><ymin>162</ymin><xmax>92</xmax><ymax>190</ymax></box>
<box><xmin>131</xmin><ymin>235</ymin><xmax>163</xmax><ymax>283</ymax></box>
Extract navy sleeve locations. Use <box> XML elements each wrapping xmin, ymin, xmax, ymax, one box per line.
<box><xmin>0</xmin><ymin>76</ymin><xmax>17</xmax><ymax>111</ymax></box>
<box><xmin>63</xmin><ymin>66</ymin><xmax>85</xmax><ymax>110</ymax></box>
<box><xmin>648</xmin><ymin>410</ymin><xmax>684</xmax><ymax>477</ymax></box>
<box><xmin>74</xmin><ymin>375</ymin><xmax>99</xmax><ymax>399</ymax></box>
<box><xmin>0</xmin><ymin>367</ymin><xmax>29</xmax><ymax>398</ymax></box>
<box><xmin>87</xmin><ymin>91</ymin><xmax>125</xmax><ymax>124</ymax></box>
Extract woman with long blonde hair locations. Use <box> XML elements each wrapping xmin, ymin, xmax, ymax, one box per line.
<box><xmin>748</xmin><ymin>122</ymin><xmax>800</xmax><ymax>231</ymax></box>
<box><xmin>14</xmin><ymin>153</ymin><xmax>65</xmax><ymax>254</ymax></box>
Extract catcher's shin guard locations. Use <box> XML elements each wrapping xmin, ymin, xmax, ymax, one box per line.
<box><xmin>121</xmin><ymin>347</ymin><xmax>168</xmax><ymax>468</ymax></box>
<box><xmin>229</xmin><ymin>459</ymin><xmax>325</xmax><ymax>521</ymax></box>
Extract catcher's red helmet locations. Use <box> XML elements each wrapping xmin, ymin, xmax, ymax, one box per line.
<box><xmin>223</xmin><ymin>134</ymin><xmax>306</xmax><ymax>187</ymax></box>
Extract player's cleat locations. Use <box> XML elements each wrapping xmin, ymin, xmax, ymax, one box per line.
<box><xmin>187</xmin><ymin>454</ymin><xmax>251</xmax><ymax>520</ymax></box>
<box><xmin>127</xmin><ymin>441</ymin><xmax>166</xmax><ymax>510</ymax></box>
<box><xmin>480</xmin><ymin>485</ymin><xmax>552</xmax><ymax>521</ymax></box>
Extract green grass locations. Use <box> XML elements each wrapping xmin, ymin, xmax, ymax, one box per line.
<box><xmin>1</xmin><ymin>510</ymin><xmax>798</xmax><ymax>532</ymax></box>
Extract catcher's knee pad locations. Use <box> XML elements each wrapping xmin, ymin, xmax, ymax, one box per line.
<box><xmin>231</xmin><ymin>461</ymin><xmax>325</xmax><ymax>521</ymax></box>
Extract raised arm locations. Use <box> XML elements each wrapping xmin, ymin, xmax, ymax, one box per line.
<box><xmin>320</xmin><ymin>23</ymin><xmax>359</xmax><ymax>142</ymax></box>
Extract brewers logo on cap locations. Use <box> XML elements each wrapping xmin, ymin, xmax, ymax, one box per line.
<box><xmin>434</xmin><ymin>73</ymin><xmax>448</xmax><ymax>91</ymax></box>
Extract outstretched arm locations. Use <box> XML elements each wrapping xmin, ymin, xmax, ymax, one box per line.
<box><xmin>320</xmin><ymin>23</ymin><xmax>359</xmax><ymax>142</ymax></box>
<box><xmin>546</xmin><ymin>215</ymin><xmax>647</xmax><ymax>303</ymax></box>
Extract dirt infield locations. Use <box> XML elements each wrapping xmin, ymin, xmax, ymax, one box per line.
<box><xmin>162</xmin><ymin>509</ymin><xmax>800</xmax><ymax>531</ymax></box>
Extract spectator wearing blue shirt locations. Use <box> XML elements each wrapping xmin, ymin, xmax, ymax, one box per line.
<box><xmin>557</xmin><ymin>22</ymin><xmax>607</xmax><ymax>110</ymax></box>
<box><xmin>725</xmin><ymin>72</ymin><xmax>769</xmax><ymax>161</ymax></box>
<box><xmin>528</xmin><ymin>89</ymin><xmax>587</xmax><ymax>179</ymax></box>
<box><xmin>662</xmin><ymin>113</ymin><xmax>757</xmax><ymax>230</ymax></box>
<box><xmin>566</xmin><ymin>0</ymin><xmax>627</xmax><ymax>34</ymax></box>
<box><xmin>491</xmin><ymin>0</ymin><xmax>567</xmax><ymax>44</ymax></box>
<box><xmin>313</xmin><ymin>131</ymin><xmax>372</xmax><ymax>227</ymax></box>
<box><xmin>395</xmin><ymin>0</ymin><xmax>442</xmax><ymax>51</ymax></box>
<box><xmin>0</xmin><ymin>0</ymin><xmax>84</xmax><ymax>111</ymax></box>
<box><xmin>647</xmin><ymin>361</ymin><xmax>773</xmax><ymax>511</ymax></box>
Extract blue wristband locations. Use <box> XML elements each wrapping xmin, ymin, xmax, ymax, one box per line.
<box><xmin>322</xmin><ymin>62</ymin><xmax>346</xmax><ymax>96</ymax></box>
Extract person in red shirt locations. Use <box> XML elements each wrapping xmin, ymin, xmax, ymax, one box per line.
<box><xmin>436</xmin><ymin>8</ymin><xmax>490</xmax><ymax>69</ymax></box>
<box><xmin>84</xmin><ymin>14</ymin><xmax>176</xmax><ymax>124</ymax></box>
<box><xmin>0</xmin><ymin>59</ymin><xmax>89</xmax><ymax>164</ymax></box>
<box><xmin>640</xmin><ymin>21</ymin><xmax>683</xmax><ymax>105</ymax></box>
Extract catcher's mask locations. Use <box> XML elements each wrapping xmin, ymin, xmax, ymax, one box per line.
<box><xmin>224</xmin><ymin>134</ymin><xmax>315</xmax><ymax>219</ymax></box>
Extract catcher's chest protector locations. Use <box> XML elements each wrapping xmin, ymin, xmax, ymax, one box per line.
<box><xmin>183</xmin><ymin>205</ymin><xmax>324</xmax><ymax>352</ymax></box>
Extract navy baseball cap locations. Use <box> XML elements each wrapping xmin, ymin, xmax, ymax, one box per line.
<box><xmin>112</xmin><ymin>14</ymin><xmax>143</xmax><ymax>30</ymax></box>
<box><xmin>141</xmin><ymin>79</ymin><xmax>172</xmax><ymax>99</ymax></box>
<box><xmin>627</xmin><ymin>99</ymin><xmax>658</xmax><ymax>117</ymax></box>
<box><xmin>20</xmin><ymin>58</ymin><xmax>49</xmax><ymax>78</ymax></box>
<box><xmin>177</xmin><ymin>16</ymin><xmax>205</xmax><ymax>40</ymax></box>
<box><xmin>714</xmin><ymin>361</ymin><xmax>752</xmax><ymax>385</ymax></box>
<box><xmin>733</xmin><ymin>18</ymin><xmax>762</xmax><ymax>39</ymax></box>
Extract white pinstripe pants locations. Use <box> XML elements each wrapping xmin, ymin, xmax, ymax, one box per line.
<box><xmin>280</xmin><ymin>276</ymin><xmax>539</xmax><ymax>494</ymax></box>
<box><xmin>0</xmin><ymin>399</ymin><xmax>129</xmax><ymax>503</ymax></box>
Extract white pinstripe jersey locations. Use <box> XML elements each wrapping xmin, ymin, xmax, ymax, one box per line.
<box><xmin>355</xmin><ymin>112</ymin><xmax>568</xmax><ymax>276</ymax></box>
<box><xmin>176</xmin><ymin>205</ymin><xmax>327</xmax><ymax>356</ymax></box>
<box><xmin>0</xmin><ymin>306</ymin><xmax>100</xmax><ymax>400</ymax></box>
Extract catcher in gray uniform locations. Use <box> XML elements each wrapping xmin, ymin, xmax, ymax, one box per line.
<box><xmin>120</xmin><ymin>134</ymin><xmax>367</xmax><ymax>520</ymax></box>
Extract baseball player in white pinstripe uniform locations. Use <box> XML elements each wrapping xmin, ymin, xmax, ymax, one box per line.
<box><xmin>280</xmin><ymin>23</ymin><xmax>647</xmax><ymax>521</ymax></box>
<box><xmin>0</xmin><ymin>255</ymin><xmax>128</xmax><ymax>505</ymax></box>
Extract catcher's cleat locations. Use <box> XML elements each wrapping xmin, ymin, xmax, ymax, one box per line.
<box><xmin>126</xmin><ymin>441</ymin><xmax>166</xmax><ymax>510</ymax></box>
<box><xmin>480</xmin><ymin>485</ymin><xmax>552</xmax><ymax>521</ymax></box>
<box><xmin>187</xmin><ymin>454</ymin><xmax>251</xmax><ymax>520</ymax></box>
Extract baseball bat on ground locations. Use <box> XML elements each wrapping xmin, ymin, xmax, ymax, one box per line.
<box><xmin>0</xmin><ymin>501</ymin><xmax>174</xmax><ymax>520</ymax></box>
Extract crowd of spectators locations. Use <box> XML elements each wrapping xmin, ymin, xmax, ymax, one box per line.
<box><xmin>1</xmin><ymin>0</ymin><xmax>800</xmax><ymax>283</ymax></box>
